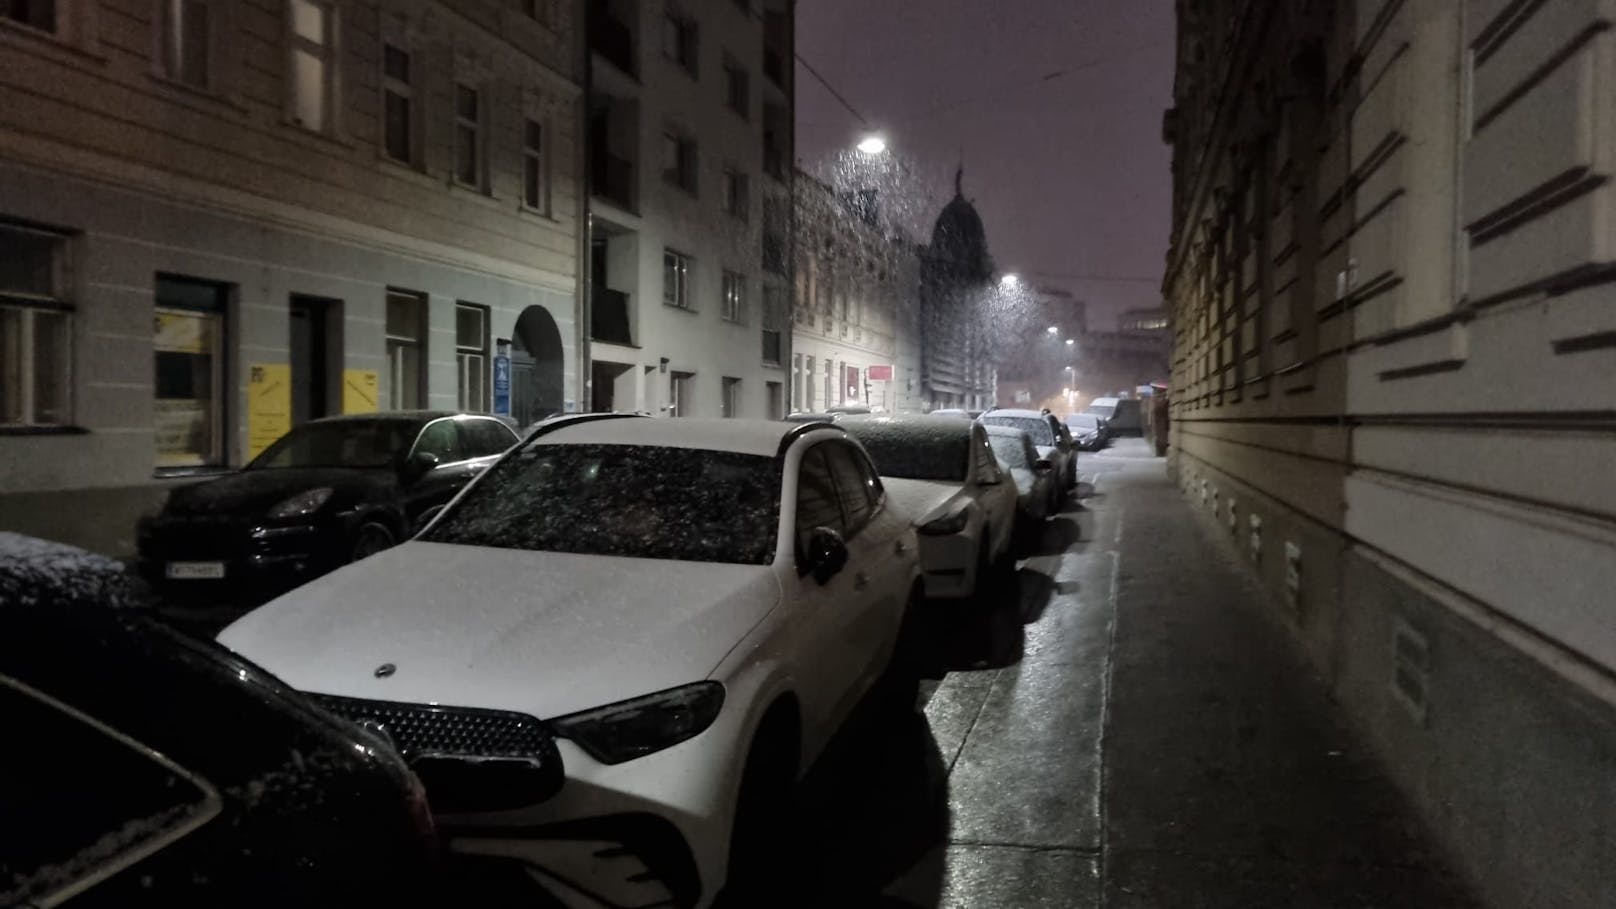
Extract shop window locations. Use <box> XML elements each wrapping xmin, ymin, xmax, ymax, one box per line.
<box><xmin>153</xmin><ymin>275</ymin><xmax>228</xmax><ymax>467</ymax></box>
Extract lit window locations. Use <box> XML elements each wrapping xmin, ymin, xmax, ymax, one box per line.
<box><xmin>455</xmin><ymin>303</ymin><xmax>488</xmax><ymax>411</ymax></box>
<box><xmin>385</xmin><ymin>290</ymin><xmax>426</xmax><ymax>409</ymax></box>
<box><xmin>161</xmin><ymin>0</ymin><xmax>211</xmax><ymax>89</ymax></box>
<box><xmin>288</xmin><ymin>0</ymin><xmax>335</xmax><ymax>132</ymax></box>
<box><xmin>721</xmin><ymin>270</ymin><xmax>746</xmax><ymax>324</ymax></box>
<box><xmin>382</xmin><ymin>43</ymin><xmax>414</xmax><ymax>164</ymax></box>
<box><xmin>663</xmin><ymin>249</ymin><xmax>692</xmax><ymax>310</ymax></box>
<box><xmin>0</xmin><ymin>224</ymin><xmax>72</xmax><ymax>429</ymax></box>
<box><xmin>522</xmin><ymin>118</ymin><xmax>547</xmax><ymax>212</ymax></box>
<box><xmin>454</xmin><ymin>83</ymin><xmax>483</xmax><ymax>188</ymax></box>
<box><xmin>153</xmin><ymin>276</ymin><xmax>228</xmax><ymax>467</ymax></box>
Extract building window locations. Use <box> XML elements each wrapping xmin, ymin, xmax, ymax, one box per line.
<box><xmin>455</xmin><ymin>302</ymin><xmax>488</xmax><ymax>411</ymax></box>
<box><xmin>385</xmin><ymin>290</ymin><xmax>426</xmax><ymax>409</ymax></box>
<box><xmin>153</xmin><ymin>276</ymin><xmax>227</xmax><ymax>467</ymax></box>
<box><xmin>662</xmin><ymin>131</ymin><xmax>697</xmax><ymax>193</ymax></box>
<box><xmin>761</xmin><ymin>285</ymin><xmax>783</xmax><ymax>365</ymax></box>
<box><xmin>721</xmin><ymin>376</ymin><xmax>741</xmax><ymax>418</ymax></box>
<box><xmin>2</xmin><ymin>0</ymin><xmax>56</xmax><ymax>33</ymax></box>
<box><xmin>724</xmin><ymin>58</ymin><xmax>748</xmax><ymax>118</ymax></box>
<box><xmin>454</xmin><ymin>83</ymin><xmax>484</xmax><ymax>189</ymax></box>
<box><xmin>723</xmin><ymin>168</ymin><xmax>748</xmax><ymax>220</ymax></box>
<box><xmin>663</xmin><ymin>249</ymin><xmax>692</xmax><ymax>310</ymax></box>
<box><xmin>721</xmin><ymin>270</ymin><xmax>746</xmax><ymax>324</ymax></box>
<box><xmin>160</xmin><ymin>0</ymin><xmax>211</xmax><ymax>89</ymax></box>
<box><xmin>381</xmin><ymin>42</ymin><xmax>414</xmax><ymax>164</ymax></box>
<box><xmin>522</xmin><ymin>118</ymin><xmax>548</xmax><ymax>213</ymax></box>
<box><xmin>662</xmin><ymin>9</ymin><xmax>697</xmax><ymax>76</ymax></box>
<box><xmin>288</xmin><ymin>0</ymin><xmax>335</xmax><ymax>133</ymax></box>
<box><xmin>0</xmin><ymin>224</ymin><xmax>72</xmax><ymax>429</ymax></box>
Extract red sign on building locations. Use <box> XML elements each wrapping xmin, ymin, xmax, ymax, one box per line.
<box><xmin>866</xmin><ymin>364</ymin><xmax>894</xmax><ymax>381</ymax></box>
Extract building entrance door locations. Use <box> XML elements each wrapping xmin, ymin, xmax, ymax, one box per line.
<box><xmin>290</xmin><ymin>295</ymin><xmax>341</xmax><ymax>425</ymax></box>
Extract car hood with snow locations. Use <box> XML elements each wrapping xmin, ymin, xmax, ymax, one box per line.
<box><xmin>218</xmin><ymin>541</ymin><xmax>780</xmax><ymax>720</ymax></box>
<box><xmin>881</xmin><ymin>477</ymin><xmax>972</xmax><ymax>526</ymax></box>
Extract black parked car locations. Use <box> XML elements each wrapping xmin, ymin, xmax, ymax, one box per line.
<box><xmin>138</xmin><ymin>412</ymin><xmax>517</xmax><ymax>600</ymax></box>
<box><xmin>0</xmin><ymin>534</ymin><xmax>440</xmax><ymax>908</ymax></box>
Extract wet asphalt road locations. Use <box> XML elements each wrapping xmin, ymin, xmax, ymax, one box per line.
<box><xmin>785</xmin><ymin>437</ymin><xmax>1473</xmax><ymax>908</ymax></box>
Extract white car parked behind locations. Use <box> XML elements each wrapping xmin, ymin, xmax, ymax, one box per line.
<box><xmin>837</xmin><ymin>415</ymin><xmax>1017</xmax><ymax>601</ymax></box>
<box><xmin>216</xmin><ymin>416</ymin><xmax>921</xmax><ymax>909</ymax></box>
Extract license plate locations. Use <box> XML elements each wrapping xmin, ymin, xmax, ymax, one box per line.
<box><xmin>166</xmin><ymin>561</ymin><xmax>226</xmax><ymax>580</ymax></box>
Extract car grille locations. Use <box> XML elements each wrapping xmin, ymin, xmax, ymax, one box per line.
<box><xmin>309</xmin><ymin>694</ymin><xmax>555</xmax><ymax>760</ymax></box>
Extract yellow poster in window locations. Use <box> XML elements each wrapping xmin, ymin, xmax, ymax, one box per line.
<box><xmin>343</xmin><ymin>369</ymin><xmax>379</xmax><ymax>414</ymax></box>
<box><xmin>246</xmin><ymin>364</ymin><xmax>292</xmax><ymax>460</ymax></box>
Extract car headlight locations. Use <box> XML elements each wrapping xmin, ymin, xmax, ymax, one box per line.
<box><xmin>918</xmin><ymin>508</ymin><xmax>970</xmax><ymax>535</ymax></box>
<box><xmin>551</xmin><ymin>682</ymin><xmax>725</xmax><ymax>765</ymax></box>
<box><xmin>266</xmin><ymin>487</ymin><xmax>334</xmax><ymax>519</ymax></box>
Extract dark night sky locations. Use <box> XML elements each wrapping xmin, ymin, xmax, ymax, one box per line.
<box><xmin>794</xmin><ymin>0</ymin><xmax>1176</xmax><ymax>331</ymax></box>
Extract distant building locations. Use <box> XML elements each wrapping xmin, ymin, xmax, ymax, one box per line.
<box><xmin>1166</xmin><ymin>2</ymin><xmax>1615</xmax><ymax>905</ymax></box>
<box><xmin>993</xmin><ymin>286</ymin><xmax>1088</xmax><ymax>409</ymax></box>
<box><xmin>0</xmin><ymin>0</ymin><xmax>583</xmax><ymax>555</ymax></box>
<box><xmin>1118</xmin><ymin>306</ymin><xmax>1169</xmax><ymax>332</ymax></box>
<box><xmin>584</xmin><ymin>0</ymin><xmax>794</xmax><ymax>419</ymax></box>
<box><xmin>919</xmin><ymin>171</ymin><xmax>997</xmax><ymax>410</ymax></box>
<box><xmin>790</xmin><ymin>172</ymin><xmax>922</xmax><ymax>414</ymax></box>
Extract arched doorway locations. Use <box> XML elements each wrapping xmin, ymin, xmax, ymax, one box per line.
<box><xmin>510</xmin><ymin>305</ymin><xmax>564</xmax><ymax>426</ymax></box>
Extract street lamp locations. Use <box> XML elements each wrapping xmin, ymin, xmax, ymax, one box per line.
<box><xmin>1000</xmin><ymin>273</ymin><xmax>1020</xmax><ymax>288</ymax></box>
<box><xmin>1046</xmin><ymin>326</ymin><xmax>1059</xmax><ymax>335</ymax></box>
<box><xmin>1065</xmin><ymin>338</ymin><xmax>1075</xmax><ymax>346</ymax></box>
<box><xmin>856</xmin><ymin>133</ymin><xmax>887</xmax><ymax>155</ymax></box>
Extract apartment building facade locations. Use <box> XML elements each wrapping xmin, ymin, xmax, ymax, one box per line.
<box><xmin>790</xmin><ymin>170</ymin><xmax>922</xmax><ymax>415</ymax></box>
<box><xmin>584</xmin><ymin>0</ymin><xmax>793</xmax><ymax>419</ymax></box>
<box><xmin>0</xmin><ymin>0</ymin><xmax>585</xmax><ymax>556</ymax></box>
<box><xmin>1165</xmin><ymin>2</ymin><xmax>1616</xmax><ymax>904</ymax></box>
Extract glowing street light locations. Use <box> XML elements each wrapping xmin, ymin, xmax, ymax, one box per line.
<box><xmin>1000</xmin><ymin>274</ymin><xmax>1020</xmax><ymax>288</ymax></box>
<box><xmin>1046</xmin><ymin>326</ymin><xmax>1059</xmax><ymax>335</ymax></box>
<box><xmin>856</xmin><ymin>133</ymin><xmax>887</xmax><ymax>155</ymax></box>
<box><xmin>1065</xmin><ymin>338</ymin><xmax>1075</xmax><ymax>346</ymax></box>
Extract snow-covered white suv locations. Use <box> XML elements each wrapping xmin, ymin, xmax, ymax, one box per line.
<box><xmin>216</xmin><ymin>416</ymin><xmax>920</xmax><ymax>908</ymax></box>
<box><xmin>837</xmin><ymin>415</ymin><xmax>1018</xmax><ymax>600</ymax></box>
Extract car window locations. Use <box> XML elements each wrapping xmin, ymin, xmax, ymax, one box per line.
<box><xmin>460</xmin><ymin>419</ymin><xmax>517</xmax><ymax>457</ymax></box>
<box><xmin>795</xmin><ymin>445</ymin><xmax>846</xmax><ymax>549</ymax></box>
<box><xmin>412</xmin><ymin>419</ymin><xmax>462</xmax><ymax>462</ymax></box>
<box><xmin>422</xmin><ymin>444</ymin><xmax>781</xmax><ymax>564</ymax></box>
<box><xmin>988</xmin><ymin>432</ymin><xmax>1031</xmax><ymax>469</ymax></box>
<box><xmin>972</xmin><ymin>430</ymin><xmax>1003</xmax><ymax>485</ymax></box>
<box><xmin>823</xmin><ymin>442</ymin><xmax>877</xmax><ymax>538</ymax></box>
<box><xmin>247</xmin><ymin>419</ymin><xmax>416</xmax><ymax>469</ymax></box>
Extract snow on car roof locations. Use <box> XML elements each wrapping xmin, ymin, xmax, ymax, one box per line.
<box><xmin>983</xmin><ymin>424</ymin><xmax>1032</xmax><ymax>438</ymax></box>
<box><xmin>538</xmin><ymin>416</ymin><xmax>831</xmax><ymax>457</ymax></box>
<box><xmin>982</xmin><ymin>408</ymin><xmax>1049</xmax><ymax>419</ymax></box>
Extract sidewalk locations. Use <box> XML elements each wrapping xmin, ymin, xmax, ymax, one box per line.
<box><xmin>1098</xmin><ymin>442</ymin><xmax>1474</xmax><ymax>906</ymax></box>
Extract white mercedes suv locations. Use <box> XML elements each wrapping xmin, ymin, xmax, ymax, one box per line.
<box><xmin>216</xmin><ymin>416</ymin><xmax>921</xmax><ymax>908</ymax></box>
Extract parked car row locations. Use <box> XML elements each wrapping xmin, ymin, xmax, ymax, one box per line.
<box><xmin>14</xmin><ymin>403</ymin><xmax>1089</xmax><ymax>907</ymax></box>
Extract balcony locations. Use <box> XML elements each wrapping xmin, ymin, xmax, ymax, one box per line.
<box><xmin>591</xmin><ymin>288</ymin><xmax>633</xmax><ymax>346</ymax></box>
<box><xmin>591</xmin><ymin>151</ymin><xmax>636</xmax><ymax>213</ymax></box>
<box><xmin>590</xmin><ymin>9</ymin><xmax>635</xmax><ymax>76</ymax></box>
<box><xmin>761</xmin><ymin>329</ymin><xmax>782</xmax><ymax>365</ymax></box>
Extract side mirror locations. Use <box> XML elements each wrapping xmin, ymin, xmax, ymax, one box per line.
<box><xmin>401</xmin><ymin>451</ymin><xmax>440</xmax><ymax>482</ymax></box>
<box><xmin>804</xmin><ymin>526</ymin><xmax>849</xmax><ymax>585</ymax></box>
<box><xmin>1034</xmin><ymin>458</ymin><xmax>1053</xmax><ymax>472</ymax></box>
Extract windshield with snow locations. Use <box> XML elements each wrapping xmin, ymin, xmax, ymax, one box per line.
<box><xmin>981</xmin><ymin>415</ymin><xmax>1054</xmax><ymax>447</ymax></box>
<box><xmin>247</xmin><ymin>420</ymin><xmax>417</xmax><ymax>470</ymax></box>
<box><xmin>422</xmin><ymin>444</ymin><xmax>780</xmax><ymax>565</ymax></box>
<box><xmin>988</xmin><ymin>433</ymin><xmax>1034</xmax><ymax>469</ymax></box>
<box><xmin>838</xmin><ymin>423</ymin><xmax>970</xmax><ymax>482</ymax></box>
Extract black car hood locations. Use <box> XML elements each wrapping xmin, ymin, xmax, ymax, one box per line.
<box><xmin>165</xmin><ymin>468</ymin><xmax>396</xmax><ymax>517</ymax></box>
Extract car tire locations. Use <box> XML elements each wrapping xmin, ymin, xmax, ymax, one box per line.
<box><xmin>350</xmin><ymin>522</ymin><xmax>395</xmax><ymax>562</ymax></box>
<box><xmin>722</xmin><ymin>713</ymin><xmax>800</xmax><ymax>904</ymax></box>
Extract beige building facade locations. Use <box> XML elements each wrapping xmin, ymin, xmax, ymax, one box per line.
<box><xmin>1166</xmin><ymin>1</ymin><xmax>1616</xmax><ymax>904</ymax></box>
<box><xmin>0</xmin><ymin>0</ymin><xmax>584</xmax><ymax>556</ymax></box>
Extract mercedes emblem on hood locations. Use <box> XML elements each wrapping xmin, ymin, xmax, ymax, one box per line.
<box><xmin>374</xmin><ymin>662</ymin><xmax>396</xmax><ymax>678</ymax></box>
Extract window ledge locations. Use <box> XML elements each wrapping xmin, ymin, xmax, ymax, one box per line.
<box><xmin>664</xmin><ymin>302</ymin><xmax>698</xmax><ymax>314</ymax></box>
<box><xmin>279</xmin><ymin>118</ymin><xmax>355</xmax><ymax>152</ymax></box>
<box><xmin>377</xmin><ymin>156</ymin><xmax>439</xmax><ymax>189</ymax></box>
<box><xmin>518</xmin><ymin>204</ymin><xmax>559</xmax><ymax>224</ymax></box>
<box><xmin>0</xmin><ymin>424</ymin><xmax>90</xmax><ymax>437</ymax></box>
<box><xmin>146</xmin><ymin>72</ymin><xmax>247</xmax><ymax>114</ymax></box>
<box><xmin>0</xmin><ymin>18</ymin><xmax>106</xmax><ymax>65</ymax></box>
<box><xmin>449</xmin><ymin>181</ymin><xmax>502</xmax><ymax>209</ymax></box>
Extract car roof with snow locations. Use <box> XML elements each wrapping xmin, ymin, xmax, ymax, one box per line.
<box><xmin>983</xmin><ymin>423</ymin><xmax>1032</xmax><ymax>438</ymax></box>
<box><xmin>837</xmin><ymin>413</ymin><xmax>976</xmax><ymax>439</ymax></box>
<box><xmin>534</xmin><ymin>415</ymin><xmax>837</xmax><ymax>457</ymax></box>
<box><xmin>982</xmin><ymin>408</ymin><xmax>1049</xmax><ymax>419</ymax></box>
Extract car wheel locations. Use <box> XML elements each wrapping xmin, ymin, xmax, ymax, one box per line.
<box><xmin>722</xmin><ymin>712</ymin><xmax>800</xmax><ymax>903</ymax></box>
<box><xmin>351</xmin><ymin>522</ymin><xmax>395</xmax><ymax>562</ymax></box>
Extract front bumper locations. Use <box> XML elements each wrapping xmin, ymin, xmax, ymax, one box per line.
<box><xmin>136</xmin><ymin>515</ymin><xmax>350</xmax><ymax>600</ymax></box>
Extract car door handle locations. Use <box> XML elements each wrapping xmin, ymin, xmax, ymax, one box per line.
<box><xmin>853</xmin><ymin>572</ymin><xmax>869</xmax><ymax>591</ymax></box>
